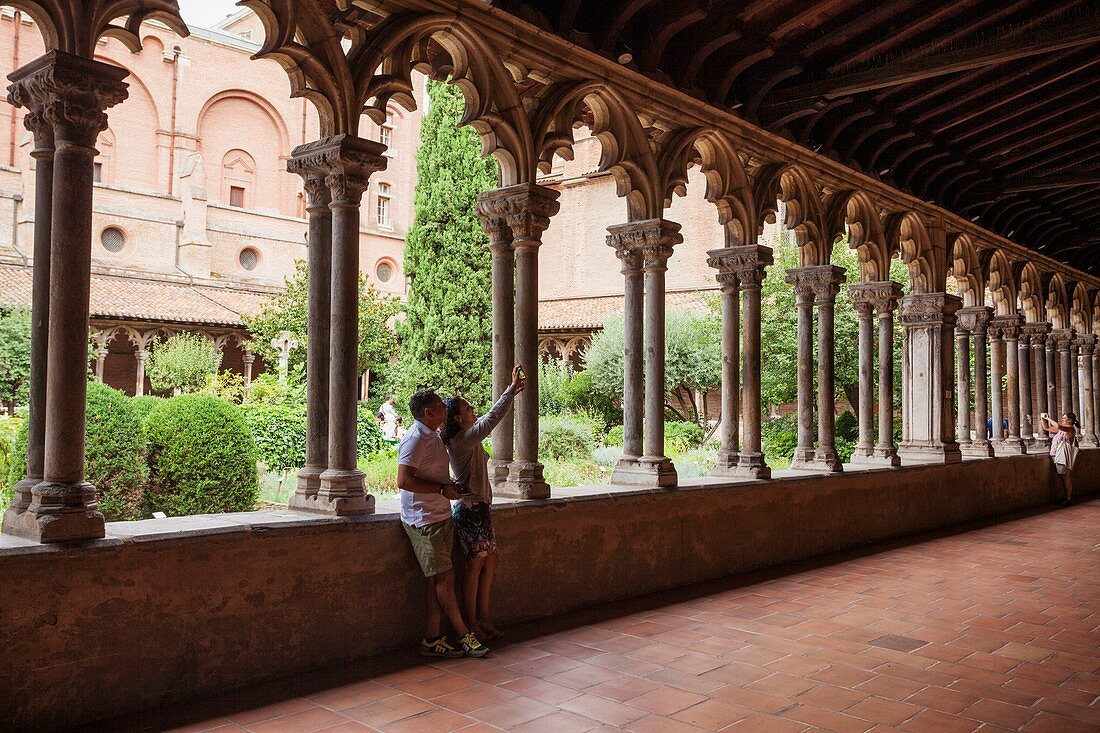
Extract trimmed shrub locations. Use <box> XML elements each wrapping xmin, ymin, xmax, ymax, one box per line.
<box><xmin>605</xmin><ymin>425</ymin><xmax>625</xmax><ymax>447</ymax></box>
<box><xmin>0</xmin><ymin>415</ymin><xmax>21</xmax><ymax>507</ymax></box>
<box><xmin>356</xmin><ymin>403</ymin><xmax>385</xmax><ymax>457</ymax></box>
<box><xmin>130</xmin><ymin>395</ymin><xmax>164</xmax><ymax>428</ymax></box>
<box><xmin>9</xmin><ymin>384</ymin><xmax>148</xmax><ymax>519</ymax></box>
<box><xmin>5</xmin><ymin>417</ymin><xmax>26</xmax><ymax>488</ymax></box>
<box><xmin>835</xmin><ymin>410</ymin><xmax>859</xmax><ymax>442</ymax></box>
<box><xmin>241</xmin><ymin>402</ymin><xmax>307</xmax><ymax>472</ymax></box>
<box><xmin>143</xmin><ymin>394</ymin><xmax>258</xmax><ymax>516</ymax></box>
<box><xmin>664</xmin><ymin>421</ymin><xmax>705</xmax><ymax>454</ymax></box>
<box><xmin>539</xmin><ymin>415</ymin><xmax>594</xmax><ymax>460</ymax></box>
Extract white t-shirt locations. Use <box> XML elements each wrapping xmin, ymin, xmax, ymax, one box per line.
<box><xmin>397</xmin><ymin>420</ymin><xmax>453</xmax><ymax>527</ymax></box>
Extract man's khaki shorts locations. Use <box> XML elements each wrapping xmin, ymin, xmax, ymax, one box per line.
<box><xmin>402</xmin><ymin>518</ymin><xmax>454</xmax><ymax>577</ymax></box>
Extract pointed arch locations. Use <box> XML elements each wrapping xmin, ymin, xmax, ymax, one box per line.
<box><xmin>531</xmin><ymin>80</ymin><xmax>659</xmax><ymax>220</ymax></box>
<box><xmin>1045</xmin><ymin>272</ymin><xmax>1070</xmax><ymax>329</ymax></box>
<box><xmin>3</xmin><ymin>0</ymin><xmax>188</xmax><ymax>56</ymax></box>
<box><xmin>984</xmin><ymin>249</ymin><xmax>1018</xmax><ymax>317</ymax></box>
<box><xmin>1016</xmin><ymin>261</ymin><xmax>1044</xmax><ymax>323</ymax></box>
<box><xmin>1070</xmin><ymin>281</ymin><xmax>1092</xmax><ymax>334</ymax></box>
<box><xmin>753</xmin><ymin>163</ymin><xmax>829</xmax><ymax>266</ymax></box>
<box><xmin>826</xmin><ymin>190</ymin><xmax>889</xmax><ymax>282</ymax></box>
<box><xmin>948</xmin><ymin>233</ymin><xmax>985</xmax><ymax>308</ymax></box>
<box><xmin>656</xmin><ymin>128</ymin><xmax>755</xmax><ymax>246</ymax></box>
<box><xmin>885</xmin><ymin>212</ymin><xmax>935</xmax><ymax>294</ymax></box>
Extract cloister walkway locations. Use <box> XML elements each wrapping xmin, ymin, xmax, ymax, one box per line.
<box><xmin>70</xmin><ymin>501</ymin><xmax>1100</xmax><ymax>733</ymax></box>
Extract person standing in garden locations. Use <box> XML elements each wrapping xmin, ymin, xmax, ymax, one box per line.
<box><xmin>397</xmin><ymin>388</ymin><xmax>490</xmax><ymax>658</ymax></box>
<box><xmin>443</xmin><ymin>366</ymin><xmax>525</xmax><ymax>640</ymax></box>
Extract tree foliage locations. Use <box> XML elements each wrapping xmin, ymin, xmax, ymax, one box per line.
<box><xmin>396</xmin><ymin>80</ymin><xmax>498</xmax><ymax>408</ymax></box>
<box><xmin>0</xmin><ymin>307</ymin><xmax>31</xmax><ymax>412</ymax></box>
<box><xmin>243</xmin><ymin>259</ymin><xmax>402</xmax><ymax>376</ymax></box>
<box><xmin>585</xmin><ymin>309</ymin><xmax>722</xmax><ymax>425</ymax></box>
<box><xmin>146</xmin><ymin>332</ymin><xmax>222</xmax><ymax>395</ymax></box>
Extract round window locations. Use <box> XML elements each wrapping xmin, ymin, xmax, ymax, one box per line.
<box><xmin>100</xmin><ymin>227</ymin><xmax>125</xmax><ymax>253</ymax></box>
<box><xmin>239</xmin><ymin>248</ymin><xmax>259</xmax><ymax>271</ymax></box>
<box><xmin>376</xmin><ymin>261</ymin><xmax>394</xmax><ymax>282</ymax></box>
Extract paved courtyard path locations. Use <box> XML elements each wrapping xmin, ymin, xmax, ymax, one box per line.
<box><xmin>73</xmin><ymin>500</ymin><xmax>1100</xmax><ymax>733</ymax></box>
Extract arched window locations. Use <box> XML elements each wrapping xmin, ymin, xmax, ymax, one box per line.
<box><xmin>376</xmin><ymin>182</ymin><xmax>392</xmax><ymax>229</ymax></box>
<box><xmin>95</xmin><ymin>129</ymin><xmax>115</xmax><ymax>184</ymax></box>
<box><xmin>380</xmin><ymin>111</ymin><xmax>394</xmax><ymax>153</ymax></box>
<box><xmin>221</xmin><ymin>149</ymin><xmax>257</xmax><ymax>208</ymax></box>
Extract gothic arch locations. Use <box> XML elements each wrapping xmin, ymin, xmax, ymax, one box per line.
<box><xmin>657</xmin><ymin>128</ymin><xmax>754</xmax><ymax>246</ymax></box>
<box><xmin>531</xmin><ymin>80</ymin><xmax>660</xmax><ymax>220</ymax></box>
<box><xmin>827</xmin><ymin>190</ymin><xmax>889</xmax><ymax>282</ymax></box>
<box><xmin>1070</xmin><ymin>281</ymin><xmax>1092</xmax><ymax>334</ymax></box>
<box><xmin>1045</xmin><ymin>272</ymin><xmax>1069</xmax><ymax>329</ymax></box>
<box><xmin>948</xmin><ymin>233</ymin><xmax>985</xmax><ymax>308</ymax></box>
<box><xmin>1016</xmin><ymin>261</ymin><xmax>1044</xmax><ymax>323</ymax></box>
<box><xmin>753</xmin><ymin>163</ymin><xmax>829</xmax><ymax>266</ymax></box>
<box><xmin>984</xmin><ymin>249</ymin><xmax>1017</xmax><ymax>317</ymax></box>
<box><xmin>3</xmin><ymin>0</ymin><xmax>187</xmax><ymax>56</ymax></box>
<box><xmin>884</xmin><ymin>212</ymin><xmax>935</xmax><ymax>294</ymax></box>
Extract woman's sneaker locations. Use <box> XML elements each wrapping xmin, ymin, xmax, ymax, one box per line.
<box><xmin>420</xmin><ymin>636</ymin><xmax>464</xmax><ymax>658</ymax></box>
<box><xmin>459</xmin><ymin>632</ymin><xmax>490</xmax><ymax>658</ymax></box>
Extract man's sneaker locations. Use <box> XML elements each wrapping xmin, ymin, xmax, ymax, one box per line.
<box><xmin>459</xmin><ymin>632</ymin><xmax>490</xmax><ymax>658</ymax></box>
<box><xmin>420</xmin><ymin>636</ymin><xmax>464</xmax><ymax>658</ymax></box>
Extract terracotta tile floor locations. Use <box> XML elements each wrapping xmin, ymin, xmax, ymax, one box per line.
<box><xmin>71</xmin><ymin>501</ymin><xmax>1100</xmax><ymax>733</ymax></box>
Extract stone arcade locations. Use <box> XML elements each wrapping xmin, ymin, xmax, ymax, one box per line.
<box><xmin>1</xmin><ymin>1</ymin><xmax>1099</xmax><ymax>730</ymax></box>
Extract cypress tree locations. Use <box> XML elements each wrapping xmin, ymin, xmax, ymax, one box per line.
<box><xmin>397</xmin><ymin>80</ymin><xmax>499</xmax><ymax>408</ymax></box>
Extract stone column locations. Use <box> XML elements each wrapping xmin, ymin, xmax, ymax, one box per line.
<box><xmin>286</xmin><ymin>135</ymin><xmax>385</xmax><ymax>514</ymax></box>
<box><xmin>475</xmin><ymin>190</ymin><xmax>515</xmax><ymax>488</ymax></box>
<box><xmin>897</xmin><ymin>292</ymin><xmax>962</xmax><ymax>464</ymax></box>
<box><xmin>134</xmin><ymin>349</ymin><xmax>146</xmax><ymax>397</ymax></box>
<box><xmin>813</xmin><ymin>267</ymin><xmax>845</xmax><ymax>471</ymax></box>
<box><xmin>995</xmin><ymin>316</ymin><xmax>1026</xmax><ymax>454</ymax></box>
<box><xmin>607</xmin><ymin>219</ymin><xmax>680</xmax><ymax>487</ymax></box>
<box><xmin>785</xmin><ymin>269</ymin><xmax>817</xmax><ymax>469</ymax></box>
<box><xmin>502</xmin><ymin>184</ymin><xmax>561</xmax><ymax>499</ymax></box>
<box><xmin>94</xmin><ymin>339</ymin><xmax>109</xmax><ymax>383</ymax></box>
<box><xmin>852</xmin><ymin>296</ymin><xmax>876</xmax><ymax>461</ymax></box>
<box><xmin>243</xmin><ymin>351</ymin><xmax>255</xmax><ymax>387</ymax></box>
<box><xmin>287</xmin><ymin>158</ymin><xmax>333</xmax><ymax>507</ymax></box>
<box><xmin>706</xmin><ymin>249</ymin><xmax>740</xmax><ymax>474</ymax></box>
<box><xmin>955</xmin><ymin>323</ymin><xmax>971</xmax><ymax>448</ymax></box>
<box><xmin>4</xmin><ymin>95</ymin><xmax>55</xmax><ymax>530</ymax></box>
<box><xmin>1017</xmin><ymin>332</ymin><xmax>1032</xmax><ymax>442</ymax></box>
<box><xmin>3</xmin><ymin>52</ymin><xmax>127</xmax><ymax>542</ymax></box>
<box><xmin>1070</xmin><ymin>339</ymin><xmax>1081</xmax><ymax>418</ymax></box>
<box><xmin>1077</xmin><ymin>335</ymin><xmax>1098</xmax><ymax>447</ymax></box>
<box><xmin>609</xmin><ymin>234</ymin><xmax>644</xmax><ymax>474</ymax></box>
<box><xmin>848</xmin><ymin>281</ymin><xmax>901</xmax><ymax>466</ymax></box>
<box><xmin>1025</xmin><ymin>323</ymin><xmax>1051</xmax><ymax>449</ymax></box>
<box><xmin>1093</xmin><ymin>346</ymin><xmax>1100</xmax><ymax>446</ymax></box>
<box><xmin>1045</xmin><ymin>335</ymin><xmax>1059</xmax><ymax>419</ymax></box>
<box><xmin>1053</xmin><ymin>329</ymin><xmax>1074</xmax><ymax>415</ymax></box>
<box><xmin>958</xmin><ymin>307</ymin><xmax>993</xmax><ymax>458</ymax></box>
<box><xmin>734</xmin><ymin>245</ymin><xmax>773</xmax><ymax>478</ymax></box>
<box><xmin>988</xmin><ymin>321</ymin><xmax>1005</xmax><ymax>448</ymax></box>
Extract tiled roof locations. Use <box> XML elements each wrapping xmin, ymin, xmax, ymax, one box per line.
<box><xmin>538</xmin><ymin>289</ymin><xmax>717</xmax><ymax>330</ymax></box>
<box><xmin>0</xmin><ymin>265</ymin><xmax>272</xmax><ymax>327</ymax></box>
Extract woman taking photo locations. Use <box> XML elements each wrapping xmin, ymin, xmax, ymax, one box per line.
<box><xmin>1040</xmin><ymin>412</ymin><xmax>1079</xmax><ymax>506</ymax></box>
<box><xmin>443</xmin><ymin>366</ymin><xmax>525</xmax><ymax>639</ymax></box>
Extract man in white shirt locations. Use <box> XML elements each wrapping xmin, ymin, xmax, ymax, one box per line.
<box><xmin>397</xmin><ymin>389</ymin><xmax>489</xmax><ymax>658</ymax></box>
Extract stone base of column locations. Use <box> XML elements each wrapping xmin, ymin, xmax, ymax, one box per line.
<box><xmin>293</xmin><ymin>465</ymin><xmax>324</xmax><ymax>494</ymax></box>
<box><xmin>499</xmin><ymin>461</ymin><xmax>550</xmax><ymax>499</ymax></box>
<box><xmin>814</xmin><ymin>447</ymin><xmax>844</xmax><ymax>472</ymax></box>
<box><xmin>960</xmin><ymin>440</ymin><xmax>994</xmax><ymax>459</ymax></box>
<box><xmin>897</xmin><ymin>442</ymin><xmax>962</xmax><ymax>464</ymax></box>
<box><xmin>850</xmin><ymin>449</ymin><xmax>899</xmax><ymax>467</ymax></box>
<box><xmin>1077</xmin><ymin>437</ymin><xmax>1099</xmax><ymax>449</ymax></box>
<box><xmin>992</xmin><ymin>439</ymin><xmax>1028</xmax><ymax>457</ymax></box>
<box><xmin>3</xmin><ymin>481</ymin><xmax>105</xmax><ymax>542</ymax></box>
<box><xmin>789</xmin><ymin>446</ymin><xmax>817</xmax><ymax>470</ymax></box>
<box><xmin>708</xmin><ymin>449</ymin><xmax>740</xmax><ymax>477</ymax></box>
<box><xmin>610</xmin><ymin>456</ymin><xmax>677</xmax><ymax>487</ymax></box>
<box><xmin>300</xmin><ymin>469</ymin><xmax>374</xmax><ymax>515</ymax></box>
<box><xmin>1</xmin><ymin>476</ymin><xmax>37</xmax><ymax>532</ymax></box>
<box><xmin>734</xmin><ymin>453</ymin><xmax>771</xmax><ymax>479</ymax></box>
<box><xmin>487</xmin><ymin>458</ymin><xmax>511</xmax><ymax>489</ymax></box>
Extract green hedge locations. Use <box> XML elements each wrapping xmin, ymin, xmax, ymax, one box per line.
<box><xmin>241</xmin><ymin>402</ymin><xmax>307</xmax><ymax>471</ymax></box>
<box><xmin>539</xmin><ymin>415</ymin><xmax>595</xmax><ymax>460</ymax></box>
<box><xmin>356</xmin><ymin>403</ymin><xmax>385</xmax><ymax>457</ymax></box>
<box><xmin>762</xmin><ymin>415</ymin><xmax>798</xmax><ymax>460</ymax></box>
<box><xmin>143</xmin><ymin>394</ymin><xmax>258</xmax><ymax>516</ymax></box>
<box><xmin>8</xmin><ymin>383</ymin><xmax>148</xmax><ymax>520</ymax></box>
<box><xmin>130</xmin><ymin>395</ymin><xmax>164</xmax><ymax>429</ymax></box>
<box><xmin>603</xmin><ymin>421</ymin><xmax>702</xmax><ymax>455</ymax></box>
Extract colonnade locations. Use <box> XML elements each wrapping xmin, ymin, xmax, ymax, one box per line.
<box><xmin>3</xmin><ymin>1</ymin><xmax>1100</xmax><ymax>545</ymax></box>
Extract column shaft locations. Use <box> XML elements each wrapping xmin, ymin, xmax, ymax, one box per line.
<box><xmin>956</xmin><ymin>330</ymin><xmax>971</xmax><ymax>445</ymax></box>
<box><xmin>1002</xmin><ymin>326</ymin><xmax>1024</xmax><ymax>452</ymax></box>
<box><xmin>643</xmin><ymin>257</ymin><xmax>669</xmax><ymax>463</ymax></box>
<box><xmin>489</xmin><ymin>240</ymin><xmax>515</xmax><ymax>482</ymax></box>
<box><xmin>735</xmin><ymin>247</ymin><xmax>772</xmax><ymax>478</ymax></box>
<box><xmin>989</xmin><ymin>331</ymin><xmax>1004</xmax><ymax>446</ymax></box>
<box><xmin>1046</xmin><ymin>339</ymin><xmax>1058</xmax><ymax>417</ymax></box>
<box><xmin>1017</xmin><ymin>335</ymin><xmax>1032</xmax><ymax>441</ymax></box>
<box><xmin>856</xmin><ymin>307</ymin><xmax>875</xmax><ymax>457</ymax></box>
<box><xmin>621</xmin><ymin>265</ymin><xmax>644</xmax><ymax>460</ymax></box>
<box><xmin>712</xmin><ymin>278</ymin><xmax>740</xmax><ymax>471</ymax></box>
<box><xmin>792</xmin><ymin>288</ymin><xmax>816</xmax><ymax>466</ymax></box>
<box><xmin>1078</xmin><ymin>338</ymin><xmax>1097</xmax><ymax>446</ymax></box>
<box><xmin>815</xmin><ymin>294</ymin><xmax>841</xmax><ymax>470</ymax></box>
<box><xmin>1058</xmin><ymin>334</ymin><xmax>1074</xmax><ymax>415</ymax></box>
<box><xmin>134</xmin><ymin>350</ymin><xmax>146</xmax><ymax>397</ymax></box>
<box><xmin>972</xmin><ymin>328</ymin><xmax>991</xmax><ymax>455</ymax></box>
<box><xmin>1030</xmin><ymin>333</ymin><xmax>1050</xmax><ymax>447</ymax></box>
<box><xmin>875</xmin><ymin>307</ymin><xmax>898</xmax><ymax>462</ymax></box>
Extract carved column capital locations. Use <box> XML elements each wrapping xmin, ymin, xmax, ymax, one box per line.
<box><xmin>707</xmin><ymin>244</ymin><xmax>773</xmax><ymax>292</ymax></box>
<box><xmin>956</xmin><ymin>306</ymin><xmax>993</xmax><ymax>336</ymax></box>
<box><xmin>1050</xmin><ymin>328</ymin><xmax>1076</xmax><ymax>351</ymax></box>
<box><xmin>898</xmin><ymin>292</ymin><xmax>963</xmax><ymax>328</ymax></box>
<box><xmin>1021</xmin><ymin>321</ymin><xmax>1051</xmax><ymax>346</ymax></box>
<box><xmin>607</xmin><ymin>218</ymin><xmax>683</xmax><ymax>273</ymax></box>
<box><xmin>786</xmin><ymin>265</ymin><xmax>845</xmax><ymax>305</ymax></box>
<box><xmin>288</xmin><ymin>134</ymin><xmax>387</xmax><ymax>206</ymax></box>
<box><xmin>990</xmin><ymin>314</ymin><xmax>1023</xmax><ymax>340</ymax></box>
<box><xmin>8</xmin><ymin>51</ymin><xmax>128</xmax><ymax>148</ymax></box>
<box><xmin>849</xmin><ymin>280</ymin><xmax>903</xmax><ymax>316</ymax></box>
<box><xmin>474</xmin><ymin>189</ymin><xmax>514</xmax><ymax>250</ymax></box>
<box><xmin>1076</xmin><ymin>333</ymin><xmax>1098</xmax><ymax>355</ymax></box>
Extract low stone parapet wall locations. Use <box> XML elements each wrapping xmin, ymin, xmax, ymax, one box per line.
<box><xmin>1</xmin><ymin>450</ymin><xmax>1096</xmax><ymax>731</ymax></box>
